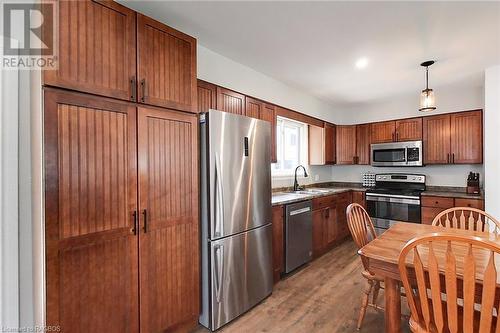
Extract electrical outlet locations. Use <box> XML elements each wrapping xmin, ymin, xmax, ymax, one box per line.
<box><xmin>314</xmin><ymin>175</ymin><xmax>319</xmax><ymax>181</ymax></box>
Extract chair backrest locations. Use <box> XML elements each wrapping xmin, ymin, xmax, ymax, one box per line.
<box><xmin>346</xmin><ymin>203</ymin><xmax>377</xmax><ymax>250</ymax></box>
<box><xmin>398</xmin><ymin>232</ymin><xmax>500</xmax><ymax>333</ymax></box>
<box><xmin>432</xmin><ymin>207</ymin><xmax>500</xmax><ymax>234</ymax></box>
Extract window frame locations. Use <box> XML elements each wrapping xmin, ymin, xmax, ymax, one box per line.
<box><xmin>272</xmin><ymin>116</ymin><xmax>308</xmax><ymax>177</ymax></box>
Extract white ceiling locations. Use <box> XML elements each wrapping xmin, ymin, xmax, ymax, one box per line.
<box><xmin>122</xmin><ymin>1</ymin><xmax>500</xmax><ymax>106</ymax></box>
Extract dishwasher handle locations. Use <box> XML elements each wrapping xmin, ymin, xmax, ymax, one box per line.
<box><xmin>289</xmin><ymin>207</ymin><xmax>311</xmax><ymax>216</ymax></box>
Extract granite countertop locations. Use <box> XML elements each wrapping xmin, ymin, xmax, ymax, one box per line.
<box><xmin>421</xmin><ymin>190</ymin><xmax>484</xmax><ymax>200</ymax></box>
<box><xmin>272</xmin><ymin>184</ymin><xmax>366</xmax><ymax>206</ymax></box>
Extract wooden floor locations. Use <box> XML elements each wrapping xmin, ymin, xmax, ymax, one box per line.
<box><xmin>193</xmin><ymin>240</ymin><xmax>410</xmax><ymax>333</ymax></box>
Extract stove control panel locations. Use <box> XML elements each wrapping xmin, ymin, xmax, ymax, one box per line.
<box><xmin>375</xmin><ymin>174</ymin><xmax>426</xmax><ymax>184</ymax></box>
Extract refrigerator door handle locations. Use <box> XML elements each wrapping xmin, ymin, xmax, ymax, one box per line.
<box><xmin>214</xmin><ymin>153</ymin><xmax>224</xmax><ymax>238</ymax></box>
<box><xmin>214</xmin><ymin>244</ymin><xmax>224</xmax><ymax>303</ymax></box>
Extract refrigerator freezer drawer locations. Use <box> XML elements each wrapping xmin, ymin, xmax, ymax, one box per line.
<box><xmin>209</xmin><ymin>224</ymin><xmax>273</xmax><ymax>330</ymax></box>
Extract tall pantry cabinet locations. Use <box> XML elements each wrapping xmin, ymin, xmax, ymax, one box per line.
<box><xmin>43</xmin><ymin>1</ymin><xmax>199</xmax><ymax>332</ymax></box>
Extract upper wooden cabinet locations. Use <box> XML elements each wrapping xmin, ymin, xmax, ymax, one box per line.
<box><xmin>336</xmin><ymin>125</ymin><xmax>357</xmax><ymax>164</ymax></box>
<box><xmin>395</xmin><ymin>117</ymin><xmax>422</xmax><ymax>141</ymax></box>
<box><xmin>450</xmin><ymin>110</ymin><xmax>483</xmax><ymax>164</ymax></box>
<box><xmin>324</xmin><ymin>123</ymin><xmax>336</xmax><ymax>164</ymax></box>
<box><xmin>371</xmin><ymin>118</ymin><xmax>422</xmax><ymax>143</ymax></box>
<box><xmin>260</xmin><ymin>103</ymin><xmax>277</xmax><ymax>163</ymax></box>
<box><xmin>216</xmin><ymin>87</ymin><xmax>246</xmax><ymax>115</ymax></box>
<box><xmin>355</xmin><ymin>124</ymin><xmax>371</xmax><ymax>165</ymax></box>
<box><xmin>370</xmin><ymin>121</ymin><xmax>396</xmax><ymax>143</ymax></box>
<box><xmin>309</xmin><ymin>123</ymin><xmax>335</xmax><ymax>165</ymax></box>
<box><xmin>246</xmin><ymin>97</ymin><xmax>263</xmax><ymax>119</ymax></box>
<box><xmin>43</xmin><ymin>1</ymin><xmax>137</xmax><ymax>101</ymax></box>
<box><xmin>423</xmin><ymin>114</ymin><xmax>451</xmax><ymax>164</ymax></box>
<box><xmin>309</xmin><ymin>125</ymin><xmax>325</xmax><ymax>165</ymax></box>
<box><xmin>423</xmin><ymin>110</ymin><xmax>482</xmax><ymax>165</ymax></box>
<box><xmin>137</xmin><ymin>14</ymin><xmax>197</xmax><ymax>112</ymax></box>
<box><xmin>197</xmin><ymin>80</ymin><xmax>217</xmax><ymax>113</ymax></box>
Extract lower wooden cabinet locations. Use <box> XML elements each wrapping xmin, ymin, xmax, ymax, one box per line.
<box><xmin>421</xmin><ymin>195</ymin><xmax>484</xmax><ymax>224</ymax></box>
<box><xmin>311</xmin><ymin>191</ymin><xmax>354</xmax><ymax>259</ymax></box>
<box><xmin>272</xmin><ymin>205</ymin><xmax>284</xmax><ymax>283</ymax></box>
<box><xmin>352</xmin><ymin>191</ymin><xmax>366</xmax><ymax>208</ymax></box>
<box><xmin>312</xmin><ymin>207</ymin><xmax>329</xmax><ymax>258</ymax></box>
<box><xmin>44</xmin><ymin>89</ymin><xmax>199</xmax><ymax>332</ymax></box>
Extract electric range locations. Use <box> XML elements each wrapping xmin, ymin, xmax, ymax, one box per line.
<box><xmin>365</xmin><ymin>173</ymin><xmax>426</xmax><ymax>235</ymax></box>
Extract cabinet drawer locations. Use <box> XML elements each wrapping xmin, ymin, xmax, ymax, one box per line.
<box><xmin>312</xmin><ymin>195</ymin><xmax>336</xmax><ymax>210</ymax></box>
<box><xmin>336</xmin><ymin>191</ymin><xmax>352</xmax><ymax>202</ymax></box>
<box><xmin>455</xmin><ymin>198</ymin><xmax>484</xmax><ymax>210</ymax></box>
<box><xmin>422</xmin><ymin>196</ymin><xmax>454</xmax><ymax>209</ymax></box>
<box><xmin>421</xmin><ymin>207</ymin><xmax>446</xmax><ymax>225</ymax></box>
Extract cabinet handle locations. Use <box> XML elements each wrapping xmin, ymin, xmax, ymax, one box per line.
<box><xmin>131</xmin><ymin>210</ymin><xmax>138</xmax><ymax>235</ymax></box>
<box><xmin>142</xmin><ymin>209</ymin><xmax>148</xmax><ymax>233</ymax></box>
<box><xmin>452</xmin><ymin>153</ymin><xmax>455</xmax><ymax>164</ymax></box>
<box><xmin>396</xmin><ymin>132</ymin><xmax>399</xmax><ymax>141</ymax></box>
<box><xmin>130</xmin><ymin>76</ymin><xmax>136</xmax><ymax>101</ymax></box>
<box><xmin>140</xmin><ymin>79</ymin><xmax>146</xmax><ymax>103</ymax></box>
<box><xmin>447</xmin><ymin>153</ymin><xmax>450</xmax><ymax>164</ymax></box>
<box><xmin>392</xmin><ymin>132</ymin><xmax>395</xmax><ymax>141</ymax></box>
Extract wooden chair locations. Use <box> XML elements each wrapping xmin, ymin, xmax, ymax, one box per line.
<box><xmin>346</xmin><ymin>203</ymin><xmax>383</xmax><ymax>330</ymax></box>
<box><xmin>432</xmin><ymin>207</ymin><xmax>500</xmax><ymax>234</ymax></box>
<box><xmin>398</xmin><ymin>232</ymin><xmax>500</xmax><ymax>333</ymax></box>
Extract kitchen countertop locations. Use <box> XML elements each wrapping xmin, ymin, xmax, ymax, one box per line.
<box><xmin>272</xmin><ymin>186</ymin><xmax>366</xmax><ymax>206</ymax></box>
<box><xmin>421</xmin><ymin>190</ymin><xmax>484</xmax><ymax>200</ymax></box>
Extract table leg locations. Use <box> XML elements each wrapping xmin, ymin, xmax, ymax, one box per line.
<box><xmin>384</xmin><ymin>277</ymin><xmax>401</xmax><ymax>333</ymax></box>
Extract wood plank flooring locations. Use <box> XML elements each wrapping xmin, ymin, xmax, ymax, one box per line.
<box><xmin>193</xmin><ymin>240</ymin><xmax>410</xmax><ymax>333</ymax></box>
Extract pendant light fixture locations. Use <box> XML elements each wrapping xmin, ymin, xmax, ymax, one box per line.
<box><xmin>419</xmin><ymin>60</ymin><xmax>436</xmax><ymax>112</ymax></box>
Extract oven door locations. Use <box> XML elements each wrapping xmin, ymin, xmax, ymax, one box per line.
<box><xmin>366</xmin><ymin>194</ymin><xmax>421</xmax><ymax>226</ymax></box>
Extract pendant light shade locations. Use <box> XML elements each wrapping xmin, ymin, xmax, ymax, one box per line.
<box><xmin>419</xmin><ymin>60</ymin><xmax>436</xmax><ymax>112</ymax></box>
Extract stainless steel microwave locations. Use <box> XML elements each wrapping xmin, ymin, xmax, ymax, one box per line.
<box><xmin>371</xmin><ymin>140</ymin><xmax>423</xmax><ymax>167</ymax></box>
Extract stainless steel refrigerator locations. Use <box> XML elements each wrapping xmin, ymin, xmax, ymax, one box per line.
<box><xmin>199</xmin><ymin>109</ymin><xmax>273</xmax><ymax>331</ymax></box>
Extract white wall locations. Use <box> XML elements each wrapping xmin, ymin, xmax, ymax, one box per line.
<box><xmin>334</xmin><ymin>83</ymin><xmax>485</xmax><ymax>125</ymax></box>
<box><xmin>326</xmin><ymin>83</ymin><xmax>485</xmax><ymax>187</ymax></box>
<box><xmin>198</xmin><ymin>45</ymin><xmax>338</xmax><ymax>122</ymax></box>
<box><xmin>484</xmin><ymin>66</ymin><xmax>500</xmax><ymax>218</ymax></box>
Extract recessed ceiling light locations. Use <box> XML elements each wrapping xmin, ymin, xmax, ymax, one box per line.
<box><xmin>355</xmin><ymin>57</ymin><xmax>369</xmax><ymax>69</ymax></box>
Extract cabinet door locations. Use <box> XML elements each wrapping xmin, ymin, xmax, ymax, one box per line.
<box><xmin>326</xmin><ymin>205</ymin><xmax>338</xmax><ymax>246</ymax></box>
<box><xmin>450</xmin><ymin>110</ymin><xmax>483</xmax><ymax>164</ymax></box>
<box><xmin>423</xmin><ymin>114</ymin><xmax>451</xmax><ymax>164</ymax></box>
<box><xmin>352</xmin><ymin>191</ymin><xmax>366</xmax><ymax>208</ymax></box>
<box><xmin>336</xmin><ymin>125</ymin><xmax>357</xmax><ymax>164</ymax></box>
<box><xmin>260</xmin><ymin>103</ymin><xmax>277</xmax><ymax>163</ymax></box>
<box><xmin>271</xmin><ymin>206</ymin><xmax>284</xmax><ymax>283</ymax></box>
<box><xmin>355</xmin><ymin>124</ymin><xmax>371</xmax><ymax>165</ymax></box>
<box><xmin>312</xmin><ymin>209</ymin><xmax>327</xmax><ymax>258</ymax></box>
<box><xmin>44</xmin><ymin>89</ymin><xmax>139</xmax><ymax>332</ymax></box>
<box><xmin>309</xmin><ymin>125</ymin><xmax>326</xmax><ymax>165</ymax></box>
<box><xmin>137</xmin><ymin>107</ymin><xmax>199</xmax><ymax>332</ymax></box>
<box><xmin>197</xmin><ymin>80</ymin><xmax>217</xmax><ymax>113</ymax></box>
<box><xmin>216</xmin><ymin>87</ymin><xmax>246</xmax><ymax>115</ymax></box>
<box><xmin>336</xmin><ymin>193</ymin><xmax>352</xmax><ymax>240</ymax></box>
<box><xmin>43</xmin><ymin>1</ymin><xmax>136</xmax><ymax>101</ymax></box>
<box><xmin>325</xmin><ymin>123</ymin><xmax>336</xmax><ymax>164</ymax></box>
<box><xmin>246</xmin><ymin>97</ymin><xmax>263</xmax><ymax>119</ymax></box>
<box><xmin>137</xmin><ymin>14</ymin><xmax>197</xmax><ymax>112</ymax></box>
<box><xmin>396</xmin><ymin>117</ymin><xmax>422</xmax><ymax>141</ymax></box>
<box><xmin>370</xmin><ymin>121</ymin><xmax>396</xmax><ymax>143</ymax></box>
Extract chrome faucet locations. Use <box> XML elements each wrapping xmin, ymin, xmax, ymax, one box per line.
<box><xmin>293</xmin><ymin>165</ymin><xmax>309</xmax><ymax>191</ymax></box>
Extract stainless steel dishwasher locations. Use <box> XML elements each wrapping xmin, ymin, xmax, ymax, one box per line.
<box><xmin>284</xmin><ymin>200</ymin><xmax>313</xmax><ymax>273</ymax></box>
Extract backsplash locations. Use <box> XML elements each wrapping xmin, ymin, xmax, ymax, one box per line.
<box><xmin>272</xmin><ymin>164</ymin><xmax>484</xmax><ymax>189</ymax></box>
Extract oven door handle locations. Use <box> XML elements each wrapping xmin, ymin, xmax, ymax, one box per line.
<box><xmin>366</xmin><ymin>194</ymin><xmax>420</xmax><ymax>205</ymax></box>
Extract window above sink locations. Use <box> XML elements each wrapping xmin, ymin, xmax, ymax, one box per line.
<box><xmin>272</xmin><ymin>116</ymin><xmax>308</xmax><ymax>177</ymax></box>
